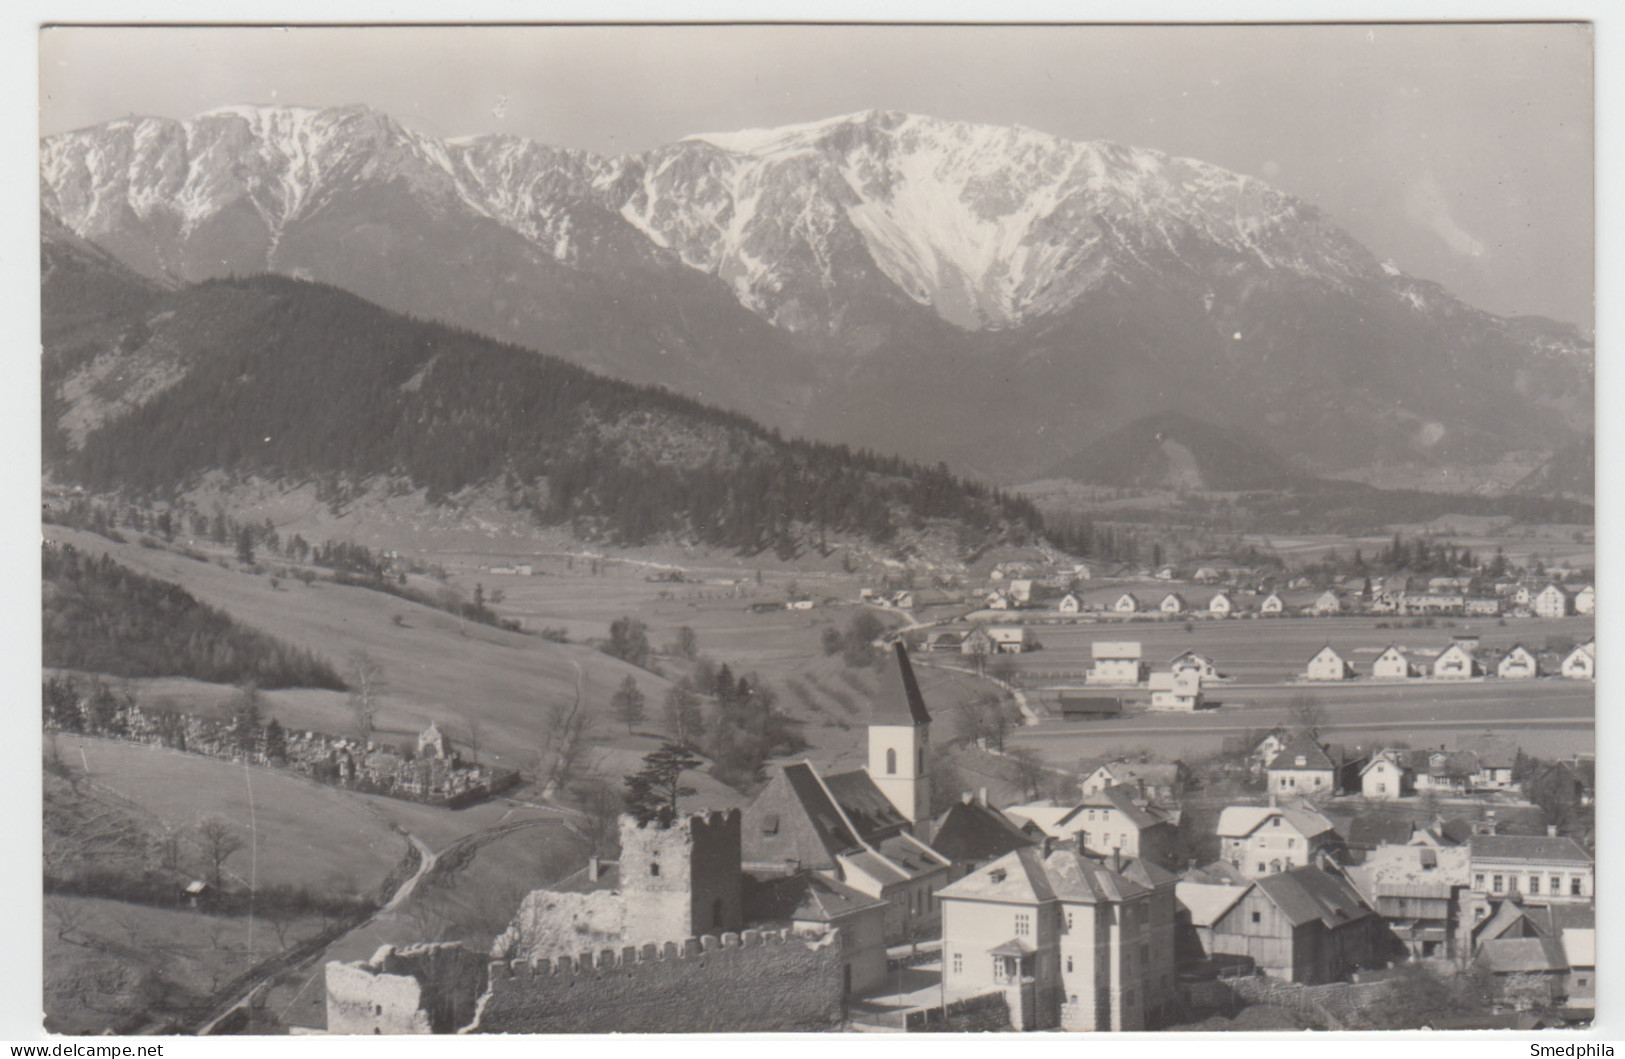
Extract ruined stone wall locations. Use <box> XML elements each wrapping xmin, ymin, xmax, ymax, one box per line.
<box><xmin>326</xmin><ymin>944</ymin><xmax>489</xmax><ymax>1035</ymax></box>
<box><xmin>473</xmin><ymin>929</ymin><xmax>843</xmax><ymax>1034</ymax></box>
<box><xmin>491</xmin><ymin>890</ymin><xmax>625</xmax><ymax>962</ymax></box>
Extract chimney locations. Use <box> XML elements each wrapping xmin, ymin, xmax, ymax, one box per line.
<box><xmin>1268</xmin><ymin>789</ymin><xmax>1278</xmax><ymax>809</ymax></box>
<box><xmin>1548</xmin><ymin>825</ymin><xmax>1559</xmax><ymax>837</ymax></box>
<box><xmin>978</xmin><ymin>788</ymin><xmax>989</xmax><ymax>807</ymax></box>
<box><xmin>1110</xmin><ymin>849</ymin><xmax>1124</xmax><ymax>875</ymax></box>
<box><xmin>587</xmin><ymin>856</ymin><xmax>601</xmax><ymax>882</ymax></box>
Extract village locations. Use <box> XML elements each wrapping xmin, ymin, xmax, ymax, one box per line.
<box><xmin>323</xmin><ymin>634</ymin><xmax>1595</xmax><ymax>1034</ymax></box>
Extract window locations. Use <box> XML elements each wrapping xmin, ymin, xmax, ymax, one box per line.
<box><xmin>1529</xmin><ymin>876</ymin><xmax>1540</xmax><ymax>895</ymax></box>
<box><xmin>1067</xmin><ymin>911</ymin><xmax>1074</xmax><ymax>930</ymax></box>
<box><xmin>886</xmin><ymin>748</ymin><xmax>896</xmax><ymax>775</ymax></box>
<box><xmin>1287</xmin><ymin>839</ymin><xmax>1295</xmax><ymax>849</ymax></box>
<box><xmin>1067</xmin><ymin>956</ymin><xmax>1074</xmax><ymax>972</ymax></box>
<box><xmin>1258</xmin><ymin>863</ymin><xmax>1266</xmax><ymax>874</ymax></box>
<box><xmin>952</xmin><ymin>953</ymin><xmax>963</xmax><ymax>975</ymax></box>
<box><xmin>1572</xmin><ymin>877</ymin><xmax>1584</xmax><ymax>896</ymax></box>
<box><xmin>1251</xmin><ymin>910</ymin><xmax>1261</xmax><ymax>924</ymax></box>
<box><xmin>1552</xmin><ymin>875</ymin><xmax>1563</xmax><ymax>893</ymax></box>
<box><xmin>1377</xmin><ymin>782</ymin><xmax>1386</xmax><ymax>794</ymax></box>
<box><xmin>1015</xmin><ymin>913</ymin><xmax>1031</xmax><ymax>936</ymax></box>
<box><xmin>1578</xmin><ymin>977</ymin><xmax>1589</xmax><ymax>988</ymax></box>
<box><xmin>1475</xmin><ymin>873</ymin><xmax>1486</xmax><ymax>890</ymax></box>
<box><xmin>1492</xmin><ymin>875</ymin><xmax>1504</xmax><ymax>893</ymax></box>
<box><xmin>651</xmin><ymin>862</ymin><xmax>661</xmax><ymax>877</ymax></box>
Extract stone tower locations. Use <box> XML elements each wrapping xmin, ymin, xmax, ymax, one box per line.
<box><xmin>868</xmin><ymin>642</ymin><xmax>932</xmax><ymax>830</ymax></box>
<box><xmin>618</xmin><ymin>809</ymin><xmax>743</xmax><ymax>945</ymax></box>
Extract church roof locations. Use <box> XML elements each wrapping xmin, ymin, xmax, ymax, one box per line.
<box><xmin>872</xmin><ymin>642</ymin><xmax>931</xmax><ymax>726</ymax></box>
<box><xmin>823</xmin><ymin>768</ymin><xmax>909</xmax><ymax>840</ymax></box>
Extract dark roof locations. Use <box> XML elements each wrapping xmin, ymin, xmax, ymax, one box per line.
<box><xmin>1470</xmin><ymin>834</ymin><xmax>1593</xmax><ymax>864</ymax></box>
<box><xmin>1428</xmin><ymin>750</ymin><xmax>1480</xmax><ymax>779</ymax></box>
<box><xmin>931</xmin><ymin>799</ymin><xmax>1039</xmax><ymax>864</ymax></box>
<box><xmin>742</xmin><ymin>869</ymin><xmax>887</xmax><ymax>925</ymax></box>
<box><xmin>939</xmin><ymin>846</ymin><xmax>1057</xmax><ymax>904</ymax></box>
<box><xmin>823</xmin><ymin>768</ymin><xmax>908</xmax><ymax>840</ymax></box>
<box><xmin>1436</xmin><ymin>818</ymin><xmax>1475</xmax><ymax>846</ymax></box>
<box><xmin>1059</xmin><ymin>695</ymin><xmax>1122</xmax><ymax>716</ymax></box>
<box><xmin>741</xmin><ymin>762</ymin><xmax>860</xmax><ymax>869</ymax></box>
<box><xmin>1253</xmin><ymin>866</ymin><xmax>1375</xmax><ymax>930</ymax></box>
<box><xmin>1267</xmin><ymin>732</ymin><xmax>1336</xmax><ymax>773</ymax></box>
<box><xmin>1460</xmin><ymin>736</ymin><xmax>1519</xmax><ymax>769</ymax></box>
<box><xmin>1062</xmin><ymin>785</ymin><xmax>1169</xmax><ymax>831</ymax></box>
<box><xmin>872</xmin><ymin>642</ymin><xmax>931</xmax><ymax>726</ymax></box>
<box><xmin>1346</xmin><ymin>813</ymin><xmax>1416</xmax><ymax>850</ymax></box>
<box><xmin>1478</xmin><ymin>937</ymin><xmax>1569</xmax><ymax>975</ymax></box>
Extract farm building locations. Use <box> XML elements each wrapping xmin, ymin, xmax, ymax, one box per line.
<box><xmin>1206</xmin><ymin>866</ymin><xmax>1385</xmax><ymax>984</ymax></box>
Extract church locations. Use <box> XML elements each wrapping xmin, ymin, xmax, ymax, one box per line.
<box><xmin>740</xmin><ymin>642</ymin><xmax>950</xmax><ymax>942</ymax></box>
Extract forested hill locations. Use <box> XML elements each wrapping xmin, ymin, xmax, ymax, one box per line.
<box><xmin>46</xmin><ymin>274</ymin><xmax>1044</xmax><ymax>553</ymax></box>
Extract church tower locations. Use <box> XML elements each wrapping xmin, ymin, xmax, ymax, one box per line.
<box><xmin>868</xmin><ymin>641</ymin><xmax>932</xmax><ymax>831</ymax></box>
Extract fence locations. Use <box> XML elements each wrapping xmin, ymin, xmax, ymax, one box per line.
<box><xmin>905</xmin><ymin>992</ymin><xmax>1009</xmax><ymax>1032</ymax></box>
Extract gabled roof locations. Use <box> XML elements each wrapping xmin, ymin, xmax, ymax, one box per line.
<box><xmin>1184</xmin><ymin>861</ymin><xmax>1251</xmax><ymax>886</ymax></box>
<box><xmin>745</xmin><ymin>869</ymin><xmax>889</xmax><ymax>925</ymax></box>
<box><xmin>822</xmin><ymin>768</ymin><xmax>908</xmax><ymax>840</ymax></box>
<box><xmin>1252</xmin><ymin>866</ymin><xmax>1375</xmax><ymax>930</ymax></box>
<box><xmin>1117</xmin><ymin>856</ymin><xmax>1179</xmax><ymax>891</ymax></box>
<box><xmin>1215</xmin><ymin>803</ymin><xmax>1335</xmax><ymax>840</ymax></box>
<box><xmin>1459</xmin><ymin>735</ymin><xmax>1518</xmax><ymax>769</ymax></box>
<box><xmin>1345</xmin><ymin>813</ymin><xmax>1416</xmax><ymax>849</ymax></box>
<box><xmin>872</xmin><ymin>641</ymin><xmax>931</xmax><ymax>726</ymax></box>
<box><xmin>1434</xmin><ymin>818</ymin><xmax>1475</xmax><ymax>846</ymax></box>
<box><xmin>1177</xmin><ymin>881</ymin><xmax>1249</xmax><ymax>927</ymax></box>
<box><xmin>743</xmin><ymin>762</ymin><xmax>861</xmax><ymax>870</ymax></box>
<box><xmin>1003</xmin><ymin>804</ymin><xmax>1076</xmax><ymax>838</ymax></box>
<box><xmin>1267</xmin><ymin>732</ymin><xmax>1336</xmax><ymax>773</ymax></box>
<box><xmin>1470</xmin><ymin>834</ymin><xmax>1592</xmax><ymax>864</ymax></box>
<box><xmin>931</xmin><ymin>799</ymin><xmax>1039</xmax><ymax>864</ymax></box>
<box><xmin>1098</xmin><ymin>761</ymin><xmax>1183</xmax><ymax>788</ymax></box>
<box><xmin>1061</xmin><ymin>784</ymin><xmax>1169</xmax><ymax>831</ymax></box>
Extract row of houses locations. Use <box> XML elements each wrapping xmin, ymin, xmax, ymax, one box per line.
<box><xmin>1304</xmin><ymin>638</ymin><xmax>1595</xmax><ymax>682</ymax></box>
<box><xmin>1079</xmin><ymin>581</ymin><xmax>1593</xmax><ymax>620</ymax></box>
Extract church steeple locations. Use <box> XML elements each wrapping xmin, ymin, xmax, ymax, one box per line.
<box><xmin>869</xmin><ymin>642</ymin><xmax>932</xmax><ymax>829</ymax></box>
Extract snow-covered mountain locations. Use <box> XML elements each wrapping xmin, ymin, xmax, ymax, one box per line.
<box><xmin>40</xmin><ymin>104</ymin><xmax>1592</xmax><ymax>484</ymax></box>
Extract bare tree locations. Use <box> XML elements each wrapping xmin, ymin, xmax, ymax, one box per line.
<box><xmin>1009</xmin><ymin>747</ymin><xmax>1049</xmax><ymax>802</ymax></box>
<box><xmin>50</xmin><ymin>901</ymin><xmax>90</xmax><ymax>944</ymax></box>
<box><xmin>348</xmin><ymin>650</ymin><xmax>386</xmax><ymax>745</ymax></box>
<box><xmin>195</xmin><ymin>815</ymin><xmax>245</xmax><ymax>889</ymax></box>
<box><xmin>572</xmin><ymin>777</ymin><xmax>625</xmax><ymax>857</ymax></box>
<box><xmin>464</xmin><ymin>720</ymin><xmax>481</xmax><ymax>764</ymax></box>
<box><xmin>535</xmin><ymin>669</ymin><xmax>591</xmax><ymax>792</ymax></box>
<box><xmin>1287</xmin><ymin>693</ymin><xmax>1327</xmax><ymax>741</ymax></box>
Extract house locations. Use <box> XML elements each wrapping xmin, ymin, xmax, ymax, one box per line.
<box><xmin>1058</xmin><ymin>694</ymin><xmax>1123</xmax><ymax>721</ymax></box>
<box><xmin>1573</xmin><ymin>584</ymin><xmax>1594</xmax><ymax>616</ymax></box>
<box><xmin>1072</xmin><ymin>563</ymin><xmax>1093</xmax><ymax>581</ymax></box>
<box><xmin>927</xmin><ymin>631</ymin><xmax>966</xmax><ymax>653</ymax></box>
<box><xmin>1430</xmin><ymin>641</ymin><xmax>1482</xmax><ymax>679</ymax></box>
<box><xmin>1244</xmin><ymin>729</ymin><xmax>1290</xmax><ymax>776</ymax></box>
<box><xmin>1079</xmin><ymin>762</ymin><xmax>1188</xmax><ymax>805</ymax></box>
<box><xmin>930</xmin><ymin>792</ymin><xmax>1041</xmax><ymax>882</ymax></box>
<box><xmin>1192</xmin><ymin>567</ymin><xmax>1222</xmax><ymax>584</ymax></box>
<box><xmin>1159</xmin><ymin>593</ymin><xmax>1187</xmax><ymax>616</ymax></box>
<box><xmin>1532</xmin><ymin>584</ymin><xmax>1571</xmax><ymax>619</ymax></box>
<box><xmin>1113</xmin><ymin>593</ymin><xmax>1141</xmax><ymax>615</ymax></box>
<box><xmin>1260</xmin><ymin>592</ymin><xmax>1285</xmax><ymax>616</ymax></box>
<box><xmin>1169</xmin><ymin>650</ymin><xmax>1221</xmax><ymax>681</ymax></box>
<box><xmin>1313</xmin><ymin>590</ymin><xmax>1342</xmax><ymax>616</ymax></box>
<box><xmin>1266</xmin><ymin>733</ymin><xmax>1339</xmax><ymax>796</ymax></box>
<box><xmin>1215</xmin><ymin>802</ymin><xmax>1340</xmax><ymax>879</ymax></box>
<box><xmin>1175</xmin><ymin>880</ymin><xmax>1248</xmax><ymax>961</ymax></box>
<box><xmin>1054</xmin><ymin>785</ymin><xmax>1179</xmax><ymax>868</ymax></box>
<box><xmin>1370</xmin><ymin>645</ymin><xmax>1416</xmax><ymax>680</ymax></box>
<box><xmin>1056</xmin><ymin>593</ymin><xmax>1082</xmax><ymax>615</ymax></box>
<box><xmin>1467</xmin><ymin>833</ymin><xmax>1594</xmax><ymax>912</ymax></box>
<box><xmin>1462</xmin><ymin>736</ymin><xmax>1519</xmax><ymax>790</ymax></box>
<box><xmin>741</xmin><ymin>645</ymin><xmax>949</xmax><ymax>942</ymax></box>
<box><xmin>1087</xmin><ymin>642</ymin><xmax>1145</xmax><ymax>686</ymax></box>
<box><xmin>1343</xmin><ymin>843</ymin><xmax>1470</xmax><ymax>960</ymax></box>
<box><xmin>742</xmin><ymin>869</ymin><xmax>890</xmax><ymax>995</ymax></box>
<box><xmin>1206</xmin><ymin>865</ymin><xmax>1385</xmax><ymax>984</ymax></box>
<box><xmin>987</xmin><ymin>625</ymin><xmax>1030</xmax><ymax>654</ymax></box>
<box><xmin>1207</xmin><ymin>592</ymin><xmax>1232</xmax><ymax>617</ymax></box>
<box><xmin>1496</xmin><ymin>644</ymin><xmax>1539</xmax><ymax>680</ymax></box>
<box><xmin>1148</xmin><ymin>669</ymin><xmax>1202</xmax><ymax>711</ymax></box>
<box><xmin>1303</xmin><ymin>645</ymin><xmax>1354</xmax><ymax>681</ymax></box>
<box><xmin>892</xmin><ymin>590</ymin><xmax>915</xmax><ymax>610</ymax></box>
<box><xmin>985</xmin><ymin>591</ymin><xmax>1012</xmax><ymax>610</ymax></box>
<box><xmin>1560</xmin><ymin>641</ymin><xmax>1594</xmax><ymax>680</ymax></box>
<box><xmin>937</xmin><ymin>847</ymin><xmax>1179</xmax><ymax>1031</ymax></box>
<box><xmin>1359</xmin><ymin>750</ymin><xmax>1414</xmax><ymax>801</ymax></box>
<box><xmin>1155</xmin><ymin>566</ymin><xmax>1178</xmax><ymax>581</ymax></box>
<box><xmin>1414</xmin><ymin>750</ymin><xmax>1480</xmax><ymax>796</ymax></box>
<box><xmin>1465</xmin><ymin>597</ymin><xmax>1502</xmax><ymax>617</ymax></box>
<box><xmin>1007</xmin><ymin>580</ymin><xmax>1034</xmax><ymax>606</ymax></box>
<box><xmin>1342</xmin><ymin>812</ymin><xmax>1419</xmax><ymax>861</ymax></box>
<box><xmin>961</xmin><ymin>626</ymin><xmax>995</xmax><ymax>658</ymax></box>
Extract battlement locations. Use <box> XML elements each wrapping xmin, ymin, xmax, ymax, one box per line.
<box><xmin>487</xmin><ymin>927</ymin><xmax>835</xmax><ymax>981</ymax></box>
<box><xmin>624</xmin><ymin>808</ymin><xmax>742</xmax><ymax>834</ymax></box>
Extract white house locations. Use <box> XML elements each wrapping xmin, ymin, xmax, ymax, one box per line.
<box><xmin>1088</xmin><ymin>642</ymin><xmax>1145</xmax><ymax>686</ymax></box>
<box><xmin>985</xmin><ymin>591</ymin><xmax>1011</xmax><ymax>610</ymax></box>
<box><xmin>1496</xmin><ymin>644</ymin><xmax>1539</xmax><ymax>680</ymax></box>
<box><xmin>1260</xmin><ymin>592</ymin><xmax>1285</xmax><ymax>616</ymax></box>
<box><xmin>1170</xmin><ymin>650</ymin><xmax>1221</xmax><ymax>681</ymax></box>
<box><xmin>1215</xmin><ymin>803</ymin><xmax>1338</xmax><ymax>879</ymax></box>
<box><xmin>1148</xmin><ymin>669</ymin><xmax>1203</xmax><ymax>711</ymax></box>
<box><xmin>1114</xmin><ymin>593</ymin><xmax>1141</xmax><ymax>615</ymax></box>
<box><xmin>1208</xmin><ymin>592</ymin><xmax>1232</xmax><ymax>617</ymax></box>
<box><xmin>1159</xmin><ymin>593</ymin><xmax>1187</xmax><ymax>616</ymax></box>
<box><xmin>1193</xmin><ymin>567</ymin><xmax>1221</xmax><ymax>584</ymax></box>
<box><xmin>1574</xmin><ymin>585</ymin><xmax>1595</xmax><ymax>616</ymax></box>
<box><xmin>1431</xmin><ymin>642</ymin><xmax>1481</xmax><ymax>680</ymax></box>
<box><xmin>987</xmin><ymin>626</ymin><xmax>1029</xmax><ymax>654</ymax></box>
<box><xmin>1304</xmin><ymin>645</ymin><xmax>1355</xmax><ymax>681</ymax></box>
<box><xmin>1007</xmin><ymin>580</ymin><xmax>1034</xmax><ymax>606</ymax></box>
<box><xmin>1561</xmin><ymin>642</ymin><xmax>1595</xmax><ymax>680</ymax></box>
<box><xmin>1371</xmin><ymin>645</ymin><xmax>1418</xmax><ymax>680</ymax></box>
<box><xmin>893</xmin><ymin>590</ymin><xmax>915</xmax><ymax>610</ymax></box>
<box><xmin>1056</xmin><ymin>593</ymin><xmax>1082</xmax><ymax>615</ymax></box>
<box><xmin>1533</xmin><ymin>584</ymin><xmax>1571</xmax><ymax>619</ymax></box>
<box><xmin>1313</xmin><ymin>590</ymin><xmax>1342</xmax><ymax>616</ymax></box>
<box><xmin>1360</xmin><ymin>751</ymin><xmax>1412</xmax><ymax>801</ymax></box>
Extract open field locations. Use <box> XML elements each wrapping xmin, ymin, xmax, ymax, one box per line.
<box><xmin>58</xmin><ymin>735</ymin><xmax>407</xmax><ymax>895</ymax></box>
<box><xmin>45</xmin><ymin>894</ymin><xmax>328</xmax><ymax>1035</ymax></box>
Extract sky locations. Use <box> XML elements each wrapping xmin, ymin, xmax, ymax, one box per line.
<box><xmin>37</xmin><ymin>22</ymin><xmax>1594</xmax><ymax>329</ymax></box>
